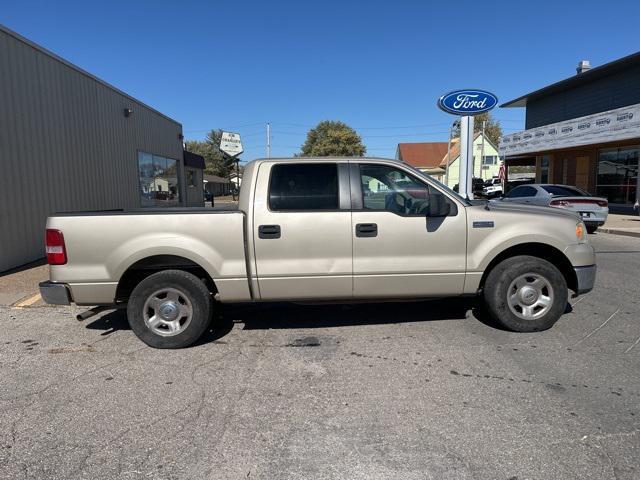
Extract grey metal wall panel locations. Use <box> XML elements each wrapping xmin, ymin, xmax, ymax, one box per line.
<box><xmin>0</xmin><ymin>28</ymin><xmax>184</xmax><ymax>271</ymax></box>
<box><xmin>526</xmin><ymin>66</ymin><xmax>640</xmax><ymax>129</ymax></box>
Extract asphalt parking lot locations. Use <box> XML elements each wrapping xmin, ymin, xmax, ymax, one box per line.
<box><xmin>1</xmin><ymin>232</ymin><xmax>639</xmax><ymax>480</ymax></box>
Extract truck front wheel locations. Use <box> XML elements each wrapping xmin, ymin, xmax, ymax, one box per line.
<box><xmin>483</xmin><ymin>255</ymin><xmax>568</xmax><ymax>332</ymax></box>
<box><xmin>127</xmin><ymin>270</ymin><xmax>213</xmax><ymax>348</ymax></box>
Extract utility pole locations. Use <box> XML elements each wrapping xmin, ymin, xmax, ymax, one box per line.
<box><xmin>444</xmin><ymin>119</ymin><xmax>458</xmax><ymax>188</ymax></box>
<box><xmin>266</xmin><ymin>122</ymin><xmax>271</xmax><ymax>158</ymax></box>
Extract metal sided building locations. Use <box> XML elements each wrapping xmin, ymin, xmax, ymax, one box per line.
<box><xmin>0</xmin><ymin>24</ymin><xmax>202</xmax><ymax>272</ymax></box>
<box><xmin>499</xmin><ymin>52</ymin><xmax>640</xmax><ymax>212</ymax></box>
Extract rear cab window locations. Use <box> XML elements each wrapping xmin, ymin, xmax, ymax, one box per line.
<box><xmin>269</xmin><ymin>163</ymin><xmax>339</xmax><ymax>211</ymax></box>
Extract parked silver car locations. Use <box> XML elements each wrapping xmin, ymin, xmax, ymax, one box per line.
<box><xmin>497</xmin><ymin>184</ymin><xmax>608</xmax><ymax>233</ymax></box>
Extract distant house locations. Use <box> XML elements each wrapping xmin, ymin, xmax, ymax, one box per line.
<box><xmin>396</xmin><ymin>142</ymin><xmax>449</xmax><ymax>177</ymax></box>
<box><xmin>204</xmin><ymin>174</ymin><xmax>233</xmax><ymax>197</ymax></box>
<box><xmin>397</xmin><ymin>133</ymin><xmax>501</xmax><ymax>189</ymax></box>
<box><xmin>442</xmin><ymin>133</ymin><xmax>501</xmax><ymax>188</ymax></box>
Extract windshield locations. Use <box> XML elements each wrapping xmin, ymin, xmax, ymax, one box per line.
<box><xmin>403</xmin><ymin>163</ymin><xmax>470</xmax><ymax>205</ymax></box>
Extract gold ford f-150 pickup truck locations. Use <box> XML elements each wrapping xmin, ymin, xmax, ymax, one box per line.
<box><xmin>40</xmin><ymin>157</ymin><xmax>596</xmax><ymax>348</ymax></box>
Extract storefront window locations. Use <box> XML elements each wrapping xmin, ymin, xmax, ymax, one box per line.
<box><xmin>138</xmin><ymin>151</ymin><xmax>180</xmax><ymax>206</ymax></box>
<box><xmin>597</xmin><ymin>147</ymin><xmax>639</xmax><ymax>204</ymax></box>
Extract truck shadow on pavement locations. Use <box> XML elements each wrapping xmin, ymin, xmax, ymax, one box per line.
<box><xmin>84</xmin><ymin>297</ymin><xmax>551</xmax><ymax>346</ymax></box>
<box><xmin>222</xmin><ymin>298</ymin><xmax>499</xmax><ymax>331</ymax></box>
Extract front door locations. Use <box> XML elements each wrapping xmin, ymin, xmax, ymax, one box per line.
<box><xmin>252</xmin><ymin>161</ymin><xmax>353</xmax><ymax>300</ymax></box>
<box><xmin>351</xmin><ymin>162</ymin><xmax>467</xmax><ymax>298</ymax></box>
<box><xmin>575</xmin><ymin>156</ymin><xmax>590</xmax><ymax>191</ymax></box>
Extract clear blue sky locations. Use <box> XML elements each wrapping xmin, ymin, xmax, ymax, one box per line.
<box><xmin>2</xmin><ymin>0</ymin><xmax>639</xmax><ymax>161</ymax></box>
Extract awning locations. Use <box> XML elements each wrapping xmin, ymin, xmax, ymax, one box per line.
<box><xmin>183</xmin><ymin>150</ymin><xmax>205</xmax><ymax>169</ymax></box>
<box><xmin>500</xmin><ymin>103</ymin><xmax>640</xmax><ymax>157</ymax></box>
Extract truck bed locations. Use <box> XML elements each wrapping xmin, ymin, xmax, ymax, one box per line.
<box><xmin>47</xmin><ymin>209</ymin><xmax>251</xmax><ymax>304</ymax></box>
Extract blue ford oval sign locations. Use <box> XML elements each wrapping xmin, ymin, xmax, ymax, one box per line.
<box><xmin>437</xmin><ymin>89</ymin><xmax>498</xmax><ymax>115</ymax></box>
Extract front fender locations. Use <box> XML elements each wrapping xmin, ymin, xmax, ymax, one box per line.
<box><xmin>469</xmin><ymin>232</ymin><xmax>572</xmax><ymax>273</ymax></box>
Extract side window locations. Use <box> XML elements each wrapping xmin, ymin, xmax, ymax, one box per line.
<box><xmin>269</xmin><ymin>163</ymin><xmax>339</xmax><ymax>211</ymax></box>
<box><xmin>508</xmin><ymin>186</ymin><xmax>536</xmax><ymax>198</ymax></box>
<box><xmin>360</xmin><ymin>164</ymin><xmax>441</xmax><ymax>216</ymax></box>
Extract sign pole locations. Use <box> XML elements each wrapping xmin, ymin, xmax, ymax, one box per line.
<box><xmin>459</xmin><ymin>115</ymin><xmax>475</xmax><ymax>200</ymax></box>
<box><xmin>218</xmin><ymin>131</ymin><xmax>244</xmax><ymax>201</ymax></box>
<box><xmin>480</xmin><ymin>120</ymin><xmax>486</xmax><ymax>180</ymax></box>
<box><xmin>266</xmin><ymin>122</ymin><xmax>271</xmax><ymax>158</ymax></box>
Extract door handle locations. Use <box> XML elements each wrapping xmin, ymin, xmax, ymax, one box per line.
<box><xmin>356</xmin><ymin>223</ymin><xmax>378</xmax><ymax>238</ymax></box>
<box><xmin>258</xmin><ymin>224</ymin><xmax>281</xmax><ymax>239</ymax></box>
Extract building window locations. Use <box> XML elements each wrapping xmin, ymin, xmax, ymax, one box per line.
<box><xmin>597</xmin><ymin>147</ymin><xmax>639</xmax><ymax>204</ymax></box>
<box><xmin>186</xmin><ymin>170</ymin><xmax>198</xmax><ymax>187</ymax></box>
<box><xmin>539</xmin><ymin>156</ymin><xmax>550</xmax><ymax>183</ymax></box>
<box><xmin>482</xmin><ymin>155</ymin><xmax>497</xmax><ymax>165</ymax></box>
<box><xmin>268</xmin><ymin>163</ymin><xmax>339</xmax><ymax>211</ymax></box>
<box><xmin>138</xmin><ymin>151</ymin><xmax>180</xmax><ymax>206</ymax></box>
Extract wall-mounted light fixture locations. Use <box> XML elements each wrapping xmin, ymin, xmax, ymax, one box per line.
<box><xmin>178</xmin><ymin>133</ymin><xmax>184</xmax><ymax>140</ymax></box>
<box><xmin>124</xmin><ymin>108</ymin><xmax>133</xmax><ymax>117</ymax></box>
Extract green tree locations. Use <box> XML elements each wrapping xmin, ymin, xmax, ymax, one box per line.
<box><xmin>299</xmin><ymin>121</ymin><xmax>366</xmax><ymax>157</ymax></box>
<box><xmin>452</xmin><ymin>112</ymin><xmax>503</xmax><ymax>145</ymax></box>
<box><xmin>185</xmin><ymin>129</ymin><xmax>236</xmax><ymax>177</ymax></box>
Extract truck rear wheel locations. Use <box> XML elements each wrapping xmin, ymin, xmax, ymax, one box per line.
<box><xmin>483</xmin><ymin>255</ymin><xmax>567</xmax><ymax>332</ymax></box>
<box><xmin>127</xmin><ymin>270</ymin><xmax>213</xmax><ymax>348</ymax></box>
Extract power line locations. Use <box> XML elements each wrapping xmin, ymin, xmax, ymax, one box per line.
<box><xmin>184</xmin><ymin>121</ymin><xmax>266</xmax><ymax>134</ymax></box>
<box><xmin>272</xmin><ymin>121</ymin><xmax>452</xmax><ymax>130</ymax></box>
<box><xmin>272</xmin><ymin>130</ymin><xmax>451</xmax><ymax>138</ymax></box>
<box><xmin>187</xmin><ymin>120</ymin><xmax>456</xmax><ymax>134</ymax></box>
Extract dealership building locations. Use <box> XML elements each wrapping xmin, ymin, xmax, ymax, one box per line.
<box><xmin>500</xmin><ymin>52</ymin><xmax>640</xmax><ymax>211</ymax></box>
<box><xmin>0</xmin><ymin>24</ymin><xmax>204</xmax><ymax>272</ymax></box>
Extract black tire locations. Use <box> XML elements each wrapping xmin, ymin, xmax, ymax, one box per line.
<box><xmin>127</xmin><ymin>270</ymin><xmax>213</xmax><ymax>348</ymax></box>
<box><xmin>483</xmin><ymin>255</ymin><xmax>568</xmax><ymax>332</ymax></box>
<box><xmin>586</xmin><ymin>224</ymin><xmax>598</xmax><ymax>234</ymax></box>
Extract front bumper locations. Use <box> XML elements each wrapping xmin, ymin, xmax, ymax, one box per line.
<box><xmin>39</xmin><ymin>281</ymin><xmax>71</xmax><ymax>305</ymax></box>
<box><xmin>574</xmin><ymin>265</ymin><xmax>596</xmax><ymax>295</ymax></box>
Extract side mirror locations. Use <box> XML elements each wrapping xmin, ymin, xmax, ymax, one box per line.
<box><xmin>428</xmin><ymin>193</ymin><xmax>451</xmax><ymax>217</ymax></box>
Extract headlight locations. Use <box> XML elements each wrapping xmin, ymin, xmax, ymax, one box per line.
<box><xmin>575</xmin><ymin>221</ymin><xmax>586</xmax><ymax>242</ymax></box>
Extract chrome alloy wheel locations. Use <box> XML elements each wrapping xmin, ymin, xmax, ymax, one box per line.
<box><xmin>143</xmin><ymin>288</ymin><xmax>193</xmax><ymax>337</ymax></box>
<box><xmin>507</xmin><ymin>273</ymin><xmax>554</xmax><ymax>321</ymax></box>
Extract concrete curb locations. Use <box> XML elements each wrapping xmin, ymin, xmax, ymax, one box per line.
<box><xmin>597</xmin><ymin>227</ymin><xmax>640</xmax><ymax>238</ymax></box>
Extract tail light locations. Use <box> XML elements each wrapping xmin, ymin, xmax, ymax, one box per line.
<box><xmin>550</xmin><ymin>199</ymin><xmax>608</xmax><ymax>207</ymax></box>
<box><xmin>45</xmin><ymin>229</ymin><xmax>67</xmax><ymax>265</ymax></box>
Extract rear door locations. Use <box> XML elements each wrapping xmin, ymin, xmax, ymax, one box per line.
<box><xmin>351</xmin><ymin>162</ymin><xmax>467</xmax><ymax>298</ymax></box>
<box><xmin>252</xmin><ymin>161</ymin><xmax>353</xmax><ymax>300</ymax></box>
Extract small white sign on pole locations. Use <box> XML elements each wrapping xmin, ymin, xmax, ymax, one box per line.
<box><xmin>219</xmin><ymin>132</ymin><xmax>244</xmax><ymax>158</ymax></box>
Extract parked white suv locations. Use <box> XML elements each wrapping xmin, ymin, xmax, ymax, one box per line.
<box><xmin>483</xmin><ymin>178</ymin><xmax>502</xmax><ymax>198</ymax></box>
